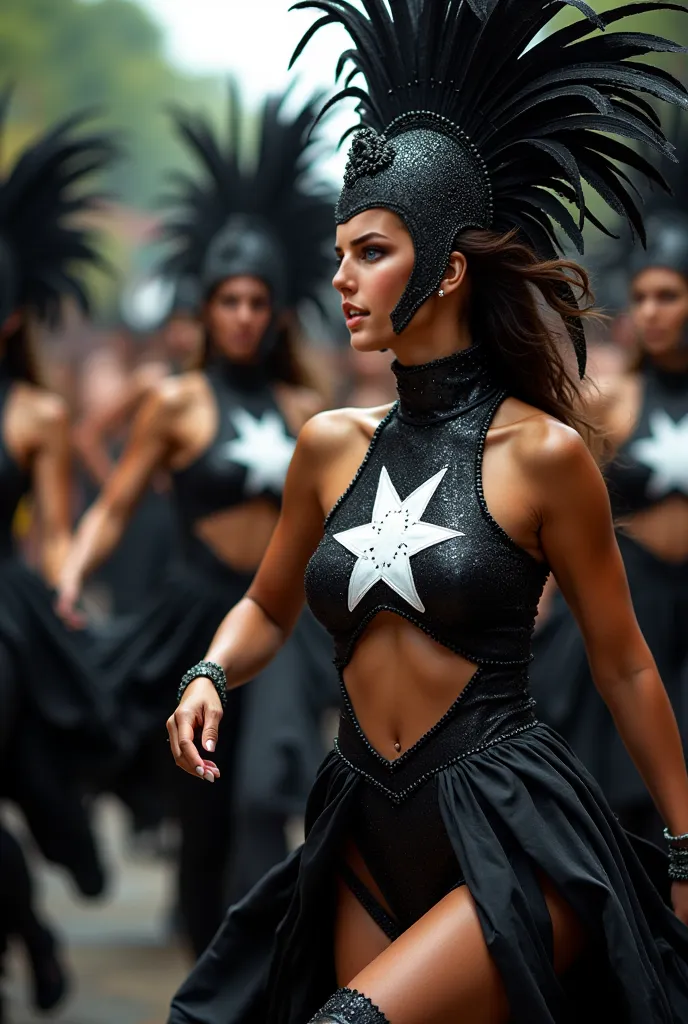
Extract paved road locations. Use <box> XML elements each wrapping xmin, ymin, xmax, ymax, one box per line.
<box><xmin>3</xmin><ymin>800</ymin><xmax>189</xmax><ymax>1024</ymax></box>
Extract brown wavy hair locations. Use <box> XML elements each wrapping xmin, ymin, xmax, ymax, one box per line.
<box><xmin>458</xmin><ymin>228</ymin><xmax>599</xmax><ymax>445</ymax></box>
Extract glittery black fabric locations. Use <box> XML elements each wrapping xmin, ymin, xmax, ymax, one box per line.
<box><xmin>336</xmin><ymin>115</ymin><xmax>491</xmax><ymax>333</ymax></box>
<box><xmin>169</xmin><ymin>338</ymin><xmax>688</xmax><ymax>1024</ymax></box>
<box><xmin>305</xmin><ymin>345</ymin><xmax>549</xmax><ymax>670</ymax></box>
<box><xmin>309</xmin><ymin>988</ymin><xmax>389</xmax><ymax>1023</ymax></box>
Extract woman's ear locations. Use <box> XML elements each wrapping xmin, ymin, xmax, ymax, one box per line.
<box><xmin>439</xmin><ymin>251</ymin><xmax>468</xmax><ymax>297</ymax></box>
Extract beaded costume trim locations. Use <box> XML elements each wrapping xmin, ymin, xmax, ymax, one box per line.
<box><xmin>309</xmin><ymin>987</ymin><xmax>390</xmax><ymax>1024</ymax></box>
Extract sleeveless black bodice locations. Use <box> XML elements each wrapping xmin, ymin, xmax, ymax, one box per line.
<box><xmin>171</xmin><ymin>361</ymin><xmax>297</xmax><ymax>531</ymax></box>
<box><xmin>0</xmin><ymin>374</ymin><xmax>30</xmax><ymax>556</ymax></box>
<box><xmin>606</xmin><ymin>363</ymin><xmax>688</xmax><ymax>519</ymax></box>
<box><xmin>305</xmin><ymin>345</ymin><xmax>550</xmax><ymax>670</ymax></box>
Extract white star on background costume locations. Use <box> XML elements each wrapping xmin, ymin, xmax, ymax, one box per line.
<box><xmin>333</xmin><ymin>466</ymin><xmax>463</xmax><ymax>613</ymax></box>
<box><xmin>222</xmin><ymin>409</ymin><xmax>296</xmax><ymax>494</ymax></box>
<box><xmin>629</xmin><ymin>410</ymin><xmax>688</xmax><ymax>498</ymax></box>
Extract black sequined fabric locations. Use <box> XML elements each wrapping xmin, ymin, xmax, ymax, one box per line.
<box><xmin>336</xmin><ymin>114</ymin><xmax>492</xmax><ymax>333</ymax></box>
<box><xmin>309</xmin><ymin>988</ymin><xmax>389</xmax><ymax>1024</ymax></box>
<box><xmin>305</xmin><ymin>344</ymin><xmax>549</xmax><ymax>671</ymax></box>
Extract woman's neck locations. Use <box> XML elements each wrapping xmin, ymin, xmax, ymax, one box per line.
<box><xmin>389</xmin><ymin>316</ymin><xmax>473</xmax><ymax>368</ymax></box>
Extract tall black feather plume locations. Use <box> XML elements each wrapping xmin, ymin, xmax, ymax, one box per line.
<box><xmin>162</xmin><ymin>84</ymin><xmax>336</xmax><ymax>315</ymax></box>
<box><xmin>290</xmin><ymin>0</ymin><xmax>688</xmax><ymax>376</ymax></box>
<box><xmin>0</xmin><ymin>88</ymin><xmax>118</xmax><ymax>327</ymax></box>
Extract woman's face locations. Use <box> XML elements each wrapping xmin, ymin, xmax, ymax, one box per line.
<box><xmin>203</xmin><ymin>275</ymin><xmax>272</xmax><ymax>363</ymax></box>
<box><xmin>630</xmin><ymin>267</ymin><xmax>688</xmax><ymax>358</ymax></box>
<box><xmin>333</xmin><ymin>209</ymin><xmax>416</xmax><ymax>353</ymax></box>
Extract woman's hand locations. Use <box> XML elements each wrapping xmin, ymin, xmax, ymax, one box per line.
<box><xmin>167</xmin><ymin>677</ymin><xmax>223</xmax><ymax>782</ymax></box>
<box><xmin>671</xmin><ymin>882</ymin><xmax>688</xmax><ymax>926</ymax></box>
<box><xmin>55</xmin><ymin>572</ymin><xmax>87</xmax><ymax>630</ymax></box>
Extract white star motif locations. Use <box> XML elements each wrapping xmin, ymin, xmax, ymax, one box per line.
<box><xmin>333</xmin><ymin>466</ymin><xmax>464</xmax><ymax>613</ymax></box>
<box><xmin>629</xmin><ymin>410</ymin><xmax>688</xmax><ymax>498</ymax></box>
<box><xmin>221</xmin><ymin>409</ymin><xmax>296</xmax><ymax>495</ymax></box>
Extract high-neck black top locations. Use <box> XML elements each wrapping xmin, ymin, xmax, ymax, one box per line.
<box><xmin>305</xmin><ymin>345</ymin><xmax>550</xmax><ymax>670</ymax></box>
<box><xmin>605</xmin><ymin>362</ymin><xmax>688</xmax><ymax>520</ymax></box>
<box><xmin>171</xmin><ymin>359</ymin><xmax>297</xmax><ymax>530</ymax></box>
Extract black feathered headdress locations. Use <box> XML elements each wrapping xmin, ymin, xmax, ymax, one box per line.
<box><xmin>0</xmin><ymin>89</ymin><xmax>117</xmax><ymax>328</ymax></box>
<box><xmin>162</xmin><ymin>84</ymin><xmax>336</xmax><ymax>315</ymax></box>
<box><xmin>291</xmin><ymin>0</ymin><xmax>688</xmax><ymax>375</ymax></box>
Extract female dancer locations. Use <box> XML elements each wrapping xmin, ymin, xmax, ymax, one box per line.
<box><xmin>166</xmin><ymin>2</ymin><xmax>688</xmax><ymax>1022</ymax></box>
<box><xmin>531</xmin><ymin>112</ymin><xmax>688</xmax><ymax>845</ymax></box>
<box><xmin>0</xmin><ymin>93</ymin><xmax>116</xmax><ymax>1013</ymax></box>
<box><xmin>57</xmin><ymin>88</ymin><xmax>337</xmax><ymax>956</ymax></box>
<box><xmin>0</xmin><ymin>93</ymin><xmax>118</xmax><ymax>896</ymax></box>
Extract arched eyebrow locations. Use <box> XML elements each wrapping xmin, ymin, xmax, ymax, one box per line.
<box><xmin>335</xmin><ymin>231</ymin><xmax>390</xmax><ymax>254</ymax></box>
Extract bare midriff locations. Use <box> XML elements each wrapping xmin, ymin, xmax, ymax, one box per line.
<box><xmin>620</xmin><ymin>496</ymin><xmax>688</xmax><ymax>563</ymax></box>
<box><xmin>342</xmin><ymin>611</ymin><xmax>477</xmax><ymax>761</ymax></box>
<box><xmin>193</xmin><ymin>497</ymin><xmax>280</xmax><ymax>573</ymax></box>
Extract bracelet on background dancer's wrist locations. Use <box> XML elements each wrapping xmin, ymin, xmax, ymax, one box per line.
<box><xmin>663</xmin><ymin>828</ymin><xmax>688</xmax><ymax>881</ymax></box>
<box><xmin>177</xmin><ymin>661</ymin><xmax>227</xmax><ymax>708</ymax></box>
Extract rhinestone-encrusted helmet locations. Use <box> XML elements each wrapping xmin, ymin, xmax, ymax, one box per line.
<box><xmin>291</xmin><ymin>0</ymin><xmax>688</xmax><ymax>377</ymax></box>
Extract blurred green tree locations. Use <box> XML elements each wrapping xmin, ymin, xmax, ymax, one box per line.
<box><xmin>0</xmin><ymin>0</ymin><xmax>221</xmax><ymax>210</ymax></box>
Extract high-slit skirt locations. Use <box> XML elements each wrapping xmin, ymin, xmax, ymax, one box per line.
<box><xmin>168</xmin><ymin>664</ymin><xmax>688</xmax><ymax>1024</ymax></box>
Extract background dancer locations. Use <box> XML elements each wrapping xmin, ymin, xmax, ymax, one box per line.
<box><xmin>531</xmin><ymin>110</ymin><xmax>688</xmax><ymax>845</ymax></box>
<box><xmin>57</xmin><ymin>87</ymin><xmax>338</xmax><ymax>957</ymax></box>
<box><xmin>0</xmin><ymin>89</ymin><xmax>117</xmax><ymax>1015</ymax></box>
<box><xmin>166</xmin><ymin>2</ymin><xmax>688</xmax><ymax>1022</ymax></box>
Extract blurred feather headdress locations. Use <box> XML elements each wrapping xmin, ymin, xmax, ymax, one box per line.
<box><xmin>162</xmin><ymin>84</ymin><xmax>336</xmax><ymax>316</ymax></box>
<box><xmin>0</xmin><ymin>89</ymin><xmax>118</xmax><ymax>328</ymax></box>
<box><xmin>291</xmin><ymin>0</ymin><xmax>688</xmax><ymax>375</ymax></box>
<box><xmin>632</xmin><ymin>106</ymin><xmax>688</xmax><ymax>277</ymax></box>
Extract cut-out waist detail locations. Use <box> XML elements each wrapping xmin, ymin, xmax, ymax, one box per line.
<box><xmin>336</xmin><ymin>665</ymin><xmax>539</xmax><ymax>803</ymax></box>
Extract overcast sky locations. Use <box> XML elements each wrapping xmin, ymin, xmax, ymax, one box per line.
<box><xmin>137</xmin><ymin>0</ymin><xmax>354</xmax><ymax>174</ymax></box>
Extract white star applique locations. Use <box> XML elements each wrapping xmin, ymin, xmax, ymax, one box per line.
<box><xmin>333</xmin><ymin>465</ymin><xmax>464</xmax><ymax>613</ymax></box>
<box><xmin>221</xmin><ymin>409</ymin><xmax>296</xmax><ymax>495</ymax></box>
<box><xmin>629</xmin><ymin>410</ymin><xmax>688</xmax><ymax>498</ymax></box>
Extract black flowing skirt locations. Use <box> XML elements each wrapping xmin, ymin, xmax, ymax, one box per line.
<box><xmin>168</xmin><ymin>665</ymin><xmax>688</xmax><ymax>1024</ymax></box>
<box><xmin>0</xmin><ymin>553</ymin><xmax>115</xmax><ymax>895</ymax></box>
<box><xmin>530</xmin><ymin>533</ymin><xmax>688</xmax><ymax>820</ymax></box>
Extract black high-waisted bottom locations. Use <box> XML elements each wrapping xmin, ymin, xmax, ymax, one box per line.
<box><xmin>337</xmin><ymin>666</ymin><xmax>534</xmax><ymax>939</ymax></box>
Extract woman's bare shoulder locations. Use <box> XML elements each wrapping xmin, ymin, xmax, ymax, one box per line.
<box><xmin>492</xmin><ymin>396</ymin><xmax>595</xmax><ymax>482</ymax></box>
<box><xmin>298</xmin><ymin>403</ymin><xmax>394</xmax><ymax>459</ymax></box>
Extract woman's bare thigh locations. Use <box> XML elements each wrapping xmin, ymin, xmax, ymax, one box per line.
<box><xmin>334</xmin><ymin>875</ymin><xmax>585</xmax><ymax>1024</ymax></box>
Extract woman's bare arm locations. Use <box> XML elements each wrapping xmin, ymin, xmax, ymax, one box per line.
<box><xmin>73</xmin><ymin>362</ymin><xmax>168</xmax><ymax>486</ymax></box>
<box><xmin>30</xmin><ymin>394</ymin><xmax>73</xmax><ymax>587</ymax></box>
<box><xmin>530</xmin><ymin>421</ymin><xmax>688</xmax><ymax>840</ymax></box>
<box><xmin>56</xmin><ymin>382</ymin><xmax>178</xmax><ymax>623</ymax></box>
<box><xmin>167</xmin><ymin>410</ymin><xmax>345</xmax><ymax>778</ymax></box>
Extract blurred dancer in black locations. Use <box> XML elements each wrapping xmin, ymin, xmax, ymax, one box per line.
<box><xmin>0</xmin><ymin>90</ymin><xmax>117</xmax><ymax>1016</ymax></box>
<box><xmin>531</xmin><ymin>112</ymin><xmax>688</xmax><ymax>845</ymax></box>
<box><xmin>58</xmin><ymin>87</ymin><xmax>338</xmax><ymax>957</ymax></box>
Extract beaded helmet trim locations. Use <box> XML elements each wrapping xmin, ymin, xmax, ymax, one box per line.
<box><xmin>0</xmin><ymin>87</ymin><xmax>117</xmax><ymax>329</ymax></box>
<box><xmin>291</xmin><ymin>0</ymin><xmax>688</xmax><ymax>377</ymax></box>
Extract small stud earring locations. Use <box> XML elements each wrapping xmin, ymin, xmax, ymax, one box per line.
<box><xmin>438</xmin><ymin>288</ymin><xmax>445</xmax><ymax>298</ymax></box>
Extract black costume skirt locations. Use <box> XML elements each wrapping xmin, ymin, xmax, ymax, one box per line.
<box><xmin>97</xmin><ymin>538</ymin><xmax>338</xmax><ymax>822</ymax></box>
<box><xmin>169</xmin><ymin>665</ymin><xmax>688</xmax><ymax>1024</ymax></box>
<box><xmin>0</xmin><ymin>552</ymin><xmax>115</xmax><ymax>894</ymax></box>
<box><xmin>530</xmin><ymin>533</ymin><xmax>688</xmax><ymax>825</ymax></box>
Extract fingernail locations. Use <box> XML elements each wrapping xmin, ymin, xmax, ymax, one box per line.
<box><xmin>204</xmin><ymin>740</ymin><xmax>215</xmax><ymax>752</ymax></box>
<box><xmin>204</xmin><ymin>771</ymin><xmax>214</xmax><ymax>783</ymax></box>
<box><xmin>195</xmin><ymin>766</ymin><xmax>204</xmax><ymax>777</ymax></box>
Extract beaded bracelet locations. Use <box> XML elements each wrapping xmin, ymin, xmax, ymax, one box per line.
<box><xmin>664</xmin><ymin>828</ymin><xmax>688</xmax><ymax>845</ymax></box>
<box><xmin>177</xmin><ymin>661</ymin><xmax>227</xmax><ymax>708</ymax></box>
